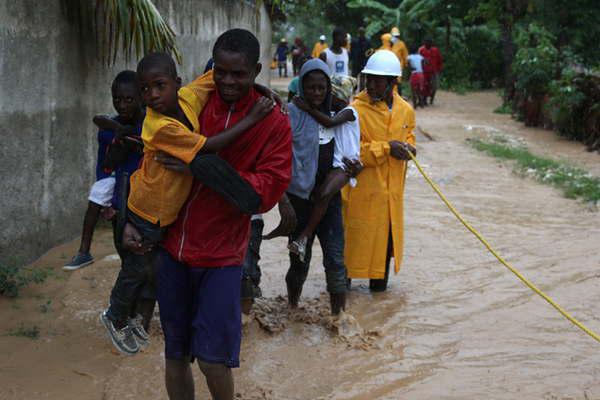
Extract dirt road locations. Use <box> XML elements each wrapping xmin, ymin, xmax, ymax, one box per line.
<box><xmin>2</xmin><ymin>90</ymin><xmax>599</xmax><ymax>400</ymax></box>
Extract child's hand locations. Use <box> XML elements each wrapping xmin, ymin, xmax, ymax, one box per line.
<box><xmin>342</xmin><ymin>157</ymin><xmax>364</xmax><ymax>177</ymax></box>
<box><xmin>248</xmin><ymin>97</ymin><xmax>276</xmax><ymax>123</ymax></box>
<box><xmin>253</xmin><ymin>83</ymin><xmax>288</xmax><ymax>114</ymax></box>
<box><xmin>122</xmin><ymin>222</ymin><xmax>153</xmax><ymax>255</ymax></box>
<box><xmin>292</xmin><ymin>96</ymin><xmax>311</xmax><ymax>112</ymax></box>
<box><xmin>155</xmin><ymin>151</ymin><xmax>192</xmax><ymax>175</ymax></box>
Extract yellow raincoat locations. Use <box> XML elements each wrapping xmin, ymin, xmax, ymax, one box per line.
<box><xmin>311</xmin><ymin>41</ymin><xmax>328</xmax><ymax>58</ymax></box>
<box><xmin>378</xmin><ymin>34</ymin><xmax>403</xmax><ymax>85</ymax></box>
<box><xmin>392</xmin><ymin>39</ymin><xmax>408</xmax><ymax>69</ymax></box>
<box><xmin>378</xmin><ymin>33</ymin><xmax>393</xmax><ymax>51</ymax></box>
<box><xmin>343</xmin><ymin>90</ymin><xmax>416</xmax><ymax>279</ymax></box>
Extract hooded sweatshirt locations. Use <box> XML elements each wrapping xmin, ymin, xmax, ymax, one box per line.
<box><xmin>286</xmin><ymin>58</ymin><xmax>333</xmax><ymax>200</ymax></box>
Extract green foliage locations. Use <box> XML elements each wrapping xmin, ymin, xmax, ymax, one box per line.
<box><xmin>513</xmin><ymin>23</ymin><xmax>559</xmax><ymax>96</ymax></box>
<box><xmin>469</xmin><ymin>137</ymin><xmax>600</xmax><ymax>203</ymax></box>
<box><xmin>0</xmin><ymin>263</ymin><xmax>48</xmax><ymax>298</ymax></box>
<box><xmin>547</xmin><ymin>66</ymin><xmax>600</xmax><ymax>146</ymax></box>
<box><xmin>8</xmin><ymin>324</ymin><xmax>40</xmax><ymax>340</ymax></box>
<box><xmin>494</xmin><ymin>103</ymin><xmax>512</xmax><ymax>114</ymax></box>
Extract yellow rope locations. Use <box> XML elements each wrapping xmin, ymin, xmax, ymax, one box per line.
<box><xmin>407</xmin><ymin>151</ymin><xmax>600</xmax><ymax>343</ymax></box>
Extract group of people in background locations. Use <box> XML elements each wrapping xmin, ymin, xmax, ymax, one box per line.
<box><xmin>276</xmin><ymin>26</ymin><xmax>444</xmax><ymax>109</ymax></box>
<box><xmin>62</xmin><ymin>25</ymin><xmax>424</xmax><ymax>400</ymax></box>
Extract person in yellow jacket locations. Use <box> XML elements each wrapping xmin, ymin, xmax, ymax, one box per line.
<box><xmin>390</xmin><ymin>26</ymin><xmax>408</xmax><ymax>69</ymax></box>
<box><xmin>377</xmin><ymin>32</ymin><xmax>403</xmax><ymax>94</ymax></box>
<box><xmin>343</xmin><ymin>50</ymin><xmax>416</xmax><ymax>291</ymax></box>
<box><xmin>311</xmin><ymin>34</ymin><xmax>328</xmax><ymax>58</ymax></box>
<box><xmin>378</xmin><ymin>32</ymin><xmax>393</xmax><ymax>51</ymax></box>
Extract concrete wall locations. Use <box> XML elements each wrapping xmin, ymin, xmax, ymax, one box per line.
<box><xmin>0</xmin><ymin>0</ymin><xmax>271</xmax><ymax>265</ymax></box>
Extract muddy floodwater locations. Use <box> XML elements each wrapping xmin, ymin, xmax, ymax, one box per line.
<box><xmin>1</xmin><ymin>91</ymin><xmax>599</xmax><ymax>399</ymax></box>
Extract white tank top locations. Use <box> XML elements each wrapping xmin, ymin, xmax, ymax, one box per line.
<box><xmin>324</xmin><ymin>48</ymin><xmax>349</xmax><ymax>77</ymax></box>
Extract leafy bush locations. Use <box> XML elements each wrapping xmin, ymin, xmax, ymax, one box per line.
<box><xmin>548</xmin><ymin>66</ymin><xmax>600</xmax><ymax>149</ymax></box>
<box><xmin>513</xmin><ymin>23</ymin><xmax>559</xmax><ymax>97</ymax></box>
<box><xmin>0</xmin><ymin>263</ymin><xmax>48</xmax><ymax>298</ymax></box>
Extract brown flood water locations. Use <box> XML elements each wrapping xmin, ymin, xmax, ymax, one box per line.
<box><xmin>2</xmin><ymin>90</ymin><xmax>599</xmax><ymax>400</ymax></box>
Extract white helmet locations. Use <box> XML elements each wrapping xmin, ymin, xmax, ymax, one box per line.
<box><xmin>319</xmin><ymin>34</ymin><xmax>326</xmax><ymax>41</ymax></box>
<box><xmin>361</xmin><ymin>50</ymin><xmax>402</xmax><ymax>77</ymax></box>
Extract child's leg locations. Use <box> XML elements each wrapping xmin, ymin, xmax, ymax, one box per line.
<box><xmin>289</xmin><ymin>169</ymin><xmax>349</xmax><ymax>259</ymax></box>
<box><xmin>78</xmin><ymin>201</ymin><xmax>102</xmax><ymax>254</ymax></box>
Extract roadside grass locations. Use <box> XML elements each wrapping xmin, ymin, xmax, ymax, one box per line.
<box><xmin>7</xmin><ymin>324</ymin><xmax>40</xmax><ymax>339</ymax></box>
<box><xmin>493</xmin><ymin>102</ymin><xmax>512</xmax><ymax>114</ymax></box>
<box><xmin>0</xmin><ymin>260</ymin><xmax>49</xmax><ymax>298</ymax></box>
<box><xmin>468</xmin><ymin>136</ymin><xmax>600</xmax><ymax>203</ymax></box>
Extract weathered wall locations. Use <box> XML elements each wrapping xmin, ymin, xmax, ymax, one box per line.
<box><xmin>0</xmin><ymin>0</ymin><xmax>271</xmax><ymax>265</ymax></box>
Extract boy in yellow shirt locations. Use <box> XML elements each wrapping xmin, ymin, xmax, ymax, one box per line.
<box><xmin>100</xmin><ymin>52</ymin><xmax>274</xmax><ymax>356</ymax></box>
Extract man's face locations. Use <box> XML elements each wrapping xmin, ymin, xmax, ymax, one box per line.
<box><xmin>213</xmin><ymin>50</ymin><xmax>261</xmax><ymax>104</ymax></box>
<box><xmin>137</xmin><ymin>69</ymin><xmax>181</xmax><ymax>115</ymax></box>
<box><xmin>425</xmin><ymin>40</ymin><xmax>432</xmax><ymax>49</ymax></box>
<box><xmin>302</xmin><ymin>71</ymin><xmax>328</xmax><ymax>109</ymax></box>
<box><xmin>366</xmin><ymin>74</ymin><xmax>392</xmax><ymax>101</ymax></box>
<box><xmin>112</xmin><ymin>83</ymin><xmax>142</xmax><ymax>123</ymax></box>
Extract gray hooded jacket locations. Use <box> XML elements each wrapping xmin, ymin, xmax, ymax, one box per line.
<box><xmin>286</xmin><ymin>58</ymin><xmax>332</xmax><ymax>200</ymax></box>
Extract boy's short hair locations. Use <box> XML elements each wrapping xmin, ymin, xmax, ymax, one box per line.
<box><xmin>112</xmin><ymin>70</ymin><xmax>137</xmax><ymax>89</ymax></box>
<box><xmin>213</xmin><ymin>29</ymin><xmax>260</xmax><ymax>66</ymax></box>
<box><xmin>137</xmin><ymin>52</ymin><xmax>178</xmax><ymax>79</ymax></box>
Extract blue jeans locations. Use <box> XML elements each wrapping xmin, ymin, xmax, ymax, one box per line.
<box><xmin>285</xmin><ymin>192</ymin><xmax>347</xmax><ymax>294</ymax></box>
<box><xmin>241</xmin><ymin>218</ymin><xmax>264</xmax><ymax>299</ymax></box>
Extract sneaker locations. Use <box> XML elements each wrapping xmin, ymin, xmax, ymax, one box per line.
<box><xmin>128</xmin><ymin>314</ymin><xmax>150</xmax><ymax>346</ymax></box>
<box><xmin>63</xmin><ymin>253</ymin><xmax>94</xmax><ymax>271</ymax></box>
<box><xmin>100</xmin><ymin>310</ymin><xmax>139</xmax><ymax>355</ymax></box>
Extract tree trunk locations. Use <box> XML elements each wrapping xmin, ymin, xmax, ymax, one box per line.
<box><xmin>445</xmin><ymin>17</ymin><xmax>451</xmax><ymax>53</ymax></box>
<box><xmin>500</xmin><ymin>17</ymin><xmax>515</xmax><ymax>102</ymax></box>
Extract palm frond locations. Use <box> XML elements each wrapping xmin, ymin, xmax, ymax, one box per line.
<box><xmin>62</xmin><ymin>0</ymin><xmax>181</xmax><ymax>65</ymax></box>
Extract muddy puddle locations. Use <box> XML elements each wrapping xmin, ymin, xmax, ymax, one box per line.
<box><xmin>1</xmin><ymin>91</ymin><xmax>599</xmax><ymax>399</ymax></box>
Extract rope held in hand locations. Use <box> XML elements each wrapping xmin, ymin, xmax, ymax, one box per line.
<box><xmin>407</xmin><ymin>151</ymin><xmax>600</xmax><ymax>343</ymax></box>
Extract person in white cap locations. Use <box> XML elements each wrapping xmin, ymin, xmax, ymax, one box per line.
<box><xmin>311</xmin><ymin>34</ymin><xmax>328</xmax><ymax>58</ymax></box>
<box><xmin>343</xmin><ymin>50</ymin><xmax>416</xmax><ymax>292</ymax></box>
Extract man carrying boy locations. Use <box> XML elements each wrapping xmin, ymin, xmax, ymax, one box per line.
<box><xmin>124</xmin><ymin>29</ymin><xmax>292</xmax><ymax>399</ymax></box>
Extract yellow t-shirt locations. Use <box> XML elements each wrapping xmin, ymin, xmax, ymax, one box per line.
<box><xmin>128</xmin><ymin>71</ymin><xmax>215</xmax><ymax>226</ymax></box>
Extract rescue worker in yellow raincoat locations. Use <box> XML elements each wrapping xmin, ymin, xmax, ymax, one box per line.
<box><xmin>311</xmin><ymin>35</ymin><xmax>328</xmax><ymax>58</ymax></box>
<box><xmin>390</xmin><ymin>26</ymin><xmax>408</xmax><ymax>69</ymax></box>
<box><xmin>378</xmin><ymin>32</ymin><xmax>403</xmax><ymax>94</ymax></box>
<box><xmin>378</xmin><ymin>33</ymin><xmax>393</xmax><ymax>51</ymax></box>
<box><xmin>343</xmin><ymin>50</ymin><xmax>416</xmax><ymax>291</ymax></box>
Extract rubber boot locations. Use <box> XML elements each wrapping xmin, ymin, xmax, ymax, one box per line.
<box><xmin>286</xmin><ymin>281</ymin><xmax>303</xmax><ymax>308</ymax></box>
<box><xmin>369</xmin><ymin>261</ymin><xmax>390</xmax><ymax>292</ymax></box>
<box><xmin>330</xmin><ymin>292</ymin><xmax>346</xmax><ymax>315</ymax></box>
